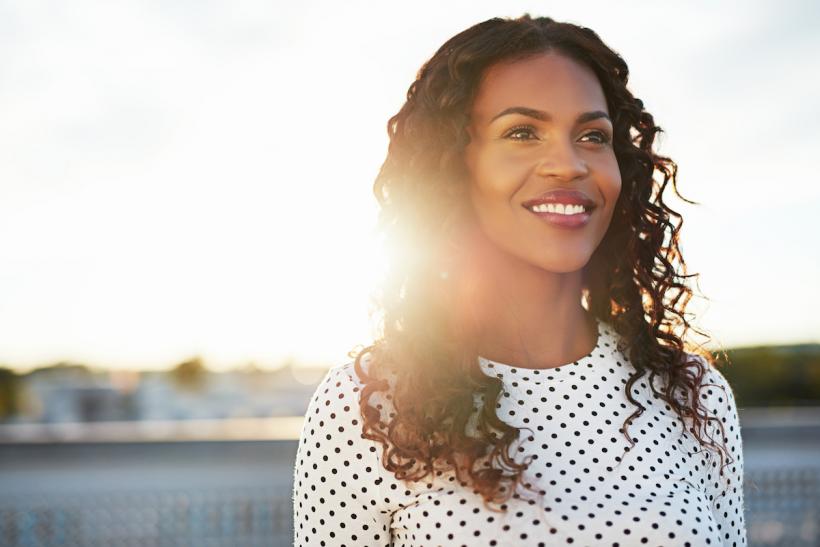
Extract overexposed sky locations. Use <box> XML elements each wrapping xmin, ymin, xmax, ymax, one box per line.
<box><xmin>1</xmin><ymin>0</ymin><xmax>818</xmax><ymax>371</ymax></box>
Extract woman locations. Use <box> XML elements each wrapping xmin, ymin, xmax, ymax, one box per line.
<box><xmin>293</xmin><ymin>14</ymin><xmax>746</xmax><ymax>547</ymax></box>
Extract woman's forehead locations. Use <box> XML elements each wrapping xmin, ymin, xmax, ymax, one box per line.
<box><xmin>469</xmin><ymin>52</ymin><xmax>609</xmax><ymax>126</ymax></box>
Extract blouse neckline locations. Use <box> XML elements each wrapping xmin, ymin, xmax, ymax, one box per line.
<box><xmin>478</xmin><ymin>318</ymin><xmax>618</xmax><ymax>384</ymax></box>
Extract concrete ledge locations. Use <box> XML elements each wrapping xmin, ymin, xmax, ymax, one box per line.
<box><xmin>0</xmin><ymin>416</ymin><xmax>306</xmax><ymax>444</ymax></box>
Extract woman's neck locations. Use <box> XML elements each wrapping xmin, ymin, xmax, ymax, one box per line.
<box><xmin>452</xmin><ymin>230</ymin><xmax>598</xmax><ymax>370</ymax></box>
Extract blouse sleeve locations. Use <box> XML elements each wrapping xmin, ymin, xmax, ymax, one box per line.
<box><xmin>292</xmin><ymin>364</ymin><xmax>392</xmax><ymax>547</ymax></box>
<box><xmin>700</xmin><ymin>363</ymin><xmax>748</xmax><ymax>546</ymax></box>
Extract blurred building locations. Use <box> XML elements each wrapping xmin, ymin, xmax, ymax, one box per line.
<box><xmin>4</xmin><ymin>363</ymin><xmax>327</xmax><ymax>425</ymax></box>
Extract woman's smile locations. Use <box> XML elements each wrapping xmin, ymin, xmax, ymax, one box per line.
<box><xmin>521</xmin><ymin>188</ymin><xmax>597</xmax><ymax>228</ymax></box>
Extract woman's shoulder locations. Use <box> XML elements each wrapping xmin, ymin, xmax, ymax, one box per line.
<box><xmin>294</xmin><ymin>357</ymin><xmax>396</xmax><ymax>545</ymax></box>
<box><xmin>305</xmin><ymin>361</ymin><xmax>363</xmax><ymax>415</ymax></box>
<box><xmin>298</xmin><ymin>360</ymin><xmax>381</xmax><ymax>456</ymax></box>
<box><xmin>695</xmin><ymin>355</ymin><xmax>741</xmax><ymax>427</ymax></box>
<box><xmin>683</xmin><ymin>352</ymin><xmax>738</xmax><ymax>410</ymax></box>
<box><xmin>659</xmin><ymin>352</ymin><xmax>741</xmax><ymax>437</ymax></box>
<box><xmin>305</xmin><ymin>353</ymin><xmax>396</xmax><ymax>420</ymax></box>
<box><xmin>645</xmin><ymin>351</ymin><xmax>739</xmax><ymax>418</ymax></box>
<box><xmin>315</xmin><ymin>351</ymin><xmax>386</xmax><ymax>388</ymax></box>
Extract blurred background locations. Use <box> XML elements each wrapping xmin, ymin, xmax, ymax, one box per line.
<box><xmin>1</xmin><ymin>1</ymin><xmax>818</xmax><ymax>546</ymax></box>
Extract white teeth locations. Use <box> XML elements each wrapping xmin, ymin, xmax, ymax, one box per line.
<box><xmin>530</xmin><ymin>203</ymin><xmax>587</xmax><ymax>215</ymax></box>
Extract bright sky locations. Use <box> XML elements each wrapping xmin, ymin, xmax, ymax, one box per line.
<box><xmin>1</xmin><ymin>1</ymin><xmax>818</xmax><ymax>371</ymax></box>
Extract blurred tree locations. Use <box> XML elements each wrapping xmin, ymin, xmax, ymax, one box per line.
<box><xmin>714</xmin><ymin>344</ymin><xmax>820</xmax><ymax>407</ymax></box>
<box><xmin>30</xmin><ymin>361</ymin><xmax>94</xmax><ymax>379</ymax></box>
<box><xmin>169</xmin><ymin>356</ymin><xmax>209</xmax><ymax>392</ymax></box>
<box><xmin>0</xmin><ymin>367</ymin><xmax>20</xmax><ymax>420</ymax></box>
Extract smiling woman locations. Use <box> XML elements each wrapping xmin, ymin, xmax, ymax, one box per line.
<box><xmin>293</xmin><ymin>14</ymin><xmax>747</xmax><ymax>547</ymax></box>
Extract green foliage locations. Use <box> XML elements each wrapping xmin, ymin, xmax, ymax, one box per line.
<box><xmin>169</xmin><ymin>356</ymin><xmax>210</xmax><ymax>392</ymax></box>
<box><xmin>0</xmin><ymin>367</ymin><xmax>20</xmax><ymax>419</ymax></box>
<box><xmin>714</xmin><ymin>344</ymin><xmax>820</xmax><ymax>407</ymax></box>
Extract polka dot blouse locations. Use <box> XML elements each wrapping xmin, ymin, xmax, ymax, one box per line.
<box><xmin>293</xmin><ymin>320</ymin><xmax>747</xmax><ymax>546</ymax></box>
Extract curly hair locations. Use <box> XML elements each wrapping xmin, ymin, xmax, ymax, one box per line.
<box><xmin>352</xmin><ymin>14</ymin><xmax>734</xmax><ymax>511</ymax></box>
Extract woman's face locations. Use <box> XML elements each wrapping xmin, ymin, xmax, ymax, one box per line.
<box><xmin>463</xmin><ymin>52</ymin><xmax>621</xmax><ymax>274</ymax></box>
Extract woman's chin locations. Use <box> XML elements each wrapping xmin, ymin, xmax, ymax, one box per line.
<box><xmin>533</xmin><ymin>255</ymin><xmax>594</xmax><ymax>274</ymax></box>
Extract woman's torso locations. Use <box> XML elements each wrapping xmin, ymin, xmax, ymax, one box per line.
<box><xmin>381</xmin><ymin>322</ymin><xmax>725</xmax><ymax>546</ymax></box>
<box><xmin>293</xmin><ymin>320</ymin><xmax>744</xmax><ymax>547</ymax></box>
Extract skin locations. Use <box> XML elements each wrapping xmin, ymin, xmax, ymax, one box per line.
<box><xmin>458</xmin><ymin>52</ymin><xmax>621</xmax><ymax>369</ymax></box>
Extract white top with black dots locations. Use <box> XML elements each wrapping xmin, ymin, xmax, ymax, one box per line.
<box><xmin>293</xmin><ymin>320</ymin><xmax>747</xmax><ymax>547</ymax></box>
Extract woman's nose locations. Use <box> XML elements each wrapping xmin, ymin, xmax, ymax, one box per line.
<box><xmin>534</xmin><ymin>139</ymin><xmax>589</xmax><ymax>182</ymax></box>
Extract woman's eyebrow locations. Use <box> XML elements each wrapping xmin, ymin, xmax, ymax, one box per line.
<box><xmin>489</xmin><ymin>106</ymin><xmax>611</xmax><ymax>125</ymax></box>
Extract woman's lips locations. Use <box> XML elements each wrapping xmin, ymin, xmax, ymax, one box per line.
<box><xmin>521</xmin><ymin>189</ymin><xmax>596</xmax><ymax>210</ymax></box>
<box><xmin>524</xmin><ymin>205</ymin><xmax>592</xmax><ymax>228</ymax></box>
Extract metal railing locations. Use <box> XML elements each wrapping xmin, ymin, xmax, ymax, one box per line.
<box><xmin>2</xmin><ymin>488</ymin><xmax>290</xmax><ymax>547</ymax></box>
<box><xmin>0</xmin><ymin>408</ymin><xmax>817</xmax><ymax>547</ymax></box>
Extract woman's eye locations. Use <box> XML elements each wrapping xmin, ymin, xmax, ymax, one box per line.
<box><xmin>503</xmin><ymin>125</ymin><xmax>538</xmax><ymax>141</ymax></box>
<box><xmin>579</xmin><ymin>130</ymin><xmax>611</xmax><ymax>145</ymax></box>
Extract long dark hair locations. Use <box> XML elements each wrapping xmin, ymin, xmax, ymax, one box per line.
<box><xmin>352</xmin><ymin>14</ymin><xmax>732</xmax><ymax>511</ymax></box>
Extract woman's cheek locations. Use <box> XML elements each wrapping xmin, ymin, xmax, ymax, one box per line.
<box><xmin>483</xmin><ymin>150</ymin><xmax>533</xmax><ymax>196</ymax></box>
<box><xmin>471</xmin><ymin>148</ymin><xmax>514</xmax><ymax>196</ymax></box>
